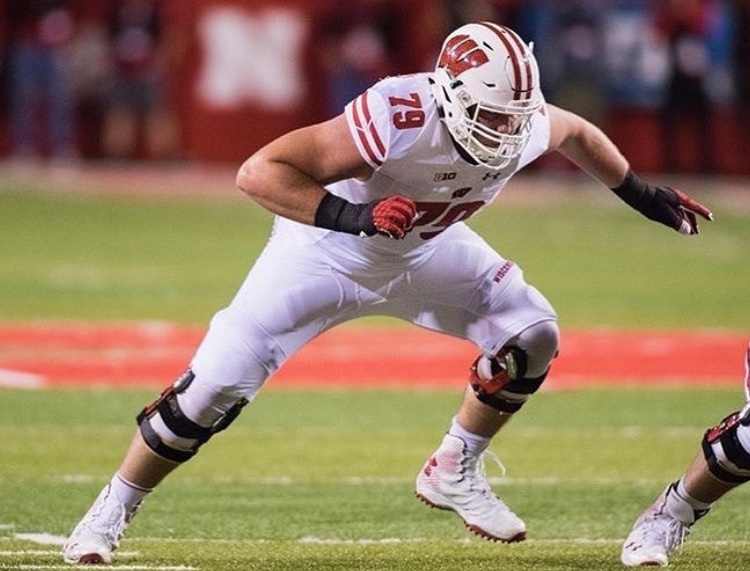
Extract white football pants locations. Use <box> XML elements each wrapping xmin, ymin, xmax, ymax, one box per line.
<box><xmin>178</xmin><ymin>223</ymin><xmax>558</xmax><ymax>426</ymax></box>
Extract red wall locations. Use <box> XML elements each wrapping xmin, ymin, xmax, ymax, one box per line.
<box><xmin>605</xmin><ymin>107</ymin><xmax>750</xmax><ymax>176</ymax></box>
<box><xmin>169</xmin><ymin>0</ymin><xmax>442</xmax><ymax>163</ymax></box>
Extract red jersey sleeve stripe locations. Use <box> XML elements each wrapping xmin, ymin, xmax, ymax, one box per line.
<box><xmin>352</xmin><ymin>92</ymin><xmax>385</xmax><ymax>166</ymax></box>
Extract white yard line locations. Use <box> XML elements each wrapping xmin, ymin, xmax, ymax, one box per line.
<box><xmin>0</xmin><ymin>369</ymin><xmax>45</xmax><ymax>389</ymax></box>
<box><xmin>11</xmin><ymin>535</ymin><xmax>64</xmax><ymax>546</ymax></box>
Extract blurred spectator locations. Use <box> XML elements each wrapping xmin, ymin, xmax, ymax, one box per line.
<box><xmin>64</xmin><ymin>15</ymin><xmax>110</xmax><ymax>160</ymax></box>
<box><xmin>0</xmin><ymin>27</ymin><xmax>6</xmax><ymax>153</ymax></box>
<box><xmin>655</xmin><ymin>0</ymin><xmax>716</xmax><ymax>174</ymax></box>
<box><xmin>441</xmin><ymin>0</ymin><xmax>501</xmax><ymax>30</ymax></box>
<box><xmin>3</xmin><ymin>0</ymin><xmax>78</xmax><ymax>163</ymax></box>
<box><xmin>731</xmin><ymin>0</ymin><xmax>750</xmax><ymax>145</ymax></box>
<box><xmin>317</xmin><ymin>0</ymin><xmax>398</xmax><ymax>116</ymax></box>
<box><xmin>518</xmin><ymin>0</ymin><xmax>606</xmax><ymax>122</ymax></box>
<box><xmin>317</xmin><ymin>0</ymin><xmax>446</xmax><ymax>117</ymax></box>
<box><xmin>101</xmin><ymin>0</ymin><xmax>179</xmax><ymax>161</ymax></box>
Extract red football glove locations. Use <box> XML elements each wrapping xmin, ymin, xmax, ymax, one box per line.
<box><xmin>370</xmin><ymin>195</ymin><xmax>418</xmax><ymax>239</ymax></box>
<box><xmin>314</xmin><ymin>193</ymin><xmax>417</xmax><ymax>238</ymax></box>
<box><xmin>665</xmin><ymin>187</ymin><xmax>714</xmax><ymax>235</ymax></box>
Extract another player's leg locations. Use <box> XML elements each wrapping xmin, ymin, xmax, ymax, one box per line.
<box><xmin>620</xmin><ymin>419</ymin><xmax>750</xmax><ymax>567</ymax></box>
<box><xmin>620</xmin><ymin>461</ymin><xmax>716</xmax><ymax>567</ymax></box>
<box><xmin>622</xmin><ymin>345</ymin><xmax>750</xmax><ymax>566</ymax></box>
<box><xmin>416</xmin><ymin>319</ymin><xmax>559</xmax><ymax>542</ymax></box>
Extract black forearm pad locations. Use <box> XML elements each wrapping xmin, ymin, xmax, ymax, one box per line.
<box><xmin>314</xmin><ymin>192</ymin><xmax>376</xmax><ymax>236</ymax></box>
<box><xmin>610</xmin><ymin>169</ymin><xmax>656</xmax><ymax>213</ymax></box>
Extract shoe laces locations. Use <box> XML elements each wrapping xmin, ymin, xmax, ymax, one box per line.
<box><xmin>475</xmin><ymin>449</ymin><xmax>507</xmax><ymax>478</ymax></box>
<box><xmin>78</xmin><ymin>489</ymin><xmax>139</xmax><ymax>547</ymax></box>
<box><xmin>639</xmin><ymin>514</ymin><xmax>691</xmax><ymax>555</ymax></box>
<box><xmin>665</xmin><ymin>517</ymin><xmax>691</xmax><ymax>553</ymax></box>
<box><xmin>462</xmin><ymin>449</ymin><xmax>508</xmax><ymax>504</ymax></box>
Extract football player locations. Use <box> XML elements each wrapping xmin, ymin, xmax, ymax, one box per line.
<box><xmin>621</xmin><ymin>344</ymin><xmax>750</xmax><ymax>567</ymax></box>
<box><xmin>63</xmin><ymin>22</ymin><xmax>713</xmax><ymax>564</ymax></box>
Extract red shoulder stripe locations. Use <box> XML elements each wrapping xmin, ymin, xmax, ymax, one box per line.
<box><xmin>351</xmin><ymin>92</ymin><xmax>385</xmax><ymax>166</ymax></box>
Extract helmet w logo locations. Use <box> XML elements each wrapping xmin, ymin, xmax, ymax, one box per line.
<box><xmin>438</xmin><ymin>35</ymin><xmax>489</xmax><ymax>77</ymax></box>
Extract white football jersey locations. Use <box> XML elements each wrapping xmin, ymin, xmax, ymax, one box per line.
<box><xmin>272</xmin><ymin>72</ymin><xmax>550</xmax><ymax>256</ymax></box>
<box><xmin>189</xmin><ymin>74</ymin><xmax>558</xmax><ymax>409</ymax></box>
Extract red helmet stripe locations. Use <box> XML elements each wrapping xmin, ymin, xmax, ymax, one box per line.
<box><xmin>479</xmin><ymin>22</ymin><xmax>534</xmax><ymax>101</ymax></box>
<box><xmin>351</xmin><ymin>92</ymin><xmax>385</xmax><ymax>166</ymax></box>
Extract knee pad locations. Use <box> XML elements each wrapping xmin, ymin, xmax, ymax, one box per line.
<box><xmin>701</xmin><ymin>404</ymin><xmax>750</xmax><ymax>484</ymax></box>
<box><xmin>512</xmin><ymin>320</ymin><xmax>560</xmax><ymax>378</ymax></box>
<box><xmin>137</xmin><ymin>368</ymin><xmax>249</xmax><ymax>463</ymax></box>
<box><xmin>469</xmin><ymin>346</ymin><xmax>548</xmax><ymax>413</ymax></box>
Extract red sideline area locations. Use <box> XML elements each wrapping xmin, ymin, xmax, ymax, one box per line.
<box><xmin>0</xmin><ymin>323</ymin><xmax>747</xmax><ymax>390</ymax></box>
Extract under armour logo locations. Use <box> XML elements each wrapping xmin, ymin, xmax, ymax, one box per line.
<box><xmin>423</xmin><ymin>456</ymin><xmax>438</xmax><ymax>476</ymax></box>
<box><xmin>483</xmin><ymin>171</ymin><xmax>504</xmax><ymax>181</ymax></box>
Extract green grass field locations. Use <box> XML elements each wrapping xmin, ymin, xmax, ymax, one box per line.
<box><xmin>1</xmin><ymin>171</ymin><xmax>749</xmax><ymax>570</ymax></box>
<box><xmin>2</xmin><ymin>388</ymin><xmax>750</xmax><ymax>570</ymax></box>
<box><xmin>1</xmin><ymin>173</ymin><xmax>748</xmax><ymax>327</ymax></box>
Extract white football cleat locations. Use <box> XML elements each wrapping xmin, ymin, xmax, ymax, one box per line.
<box><xmin>621</xmin><ymin>483</ymin><xmax>698</xmax><ymax>567</ymax></box>
<box><xmin>415</xmin><ymin>433</ymin><xmax>526</xmax><ymax>542</ymax></box>
<box><xmin>62</xmin><ymin>484</ymin><xmax>139</xmax><ymax>565</ymax></box>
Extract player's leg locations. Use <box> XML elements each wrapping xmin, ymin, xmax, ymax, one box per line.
<box><xmin>415</xmin><ymin>316</ymin><xmax>559</xmax><ymax>543</ymax></box>
<box><xmin>389</xmin><ymin>225</ymin><xmax>559</xmax><ymax>541</ymax></box>
<box><xmin>620</xmin><ymin>433</ymin><xmax>743</xmax><ymax>567</ymax></box>
<box><xmin>62</xmin><ymin>236</ymin><xmax>365</xmax><ymax>564</ymax></box>
<box><xmin>457</xmin><ymin>316</ymin><xmax>559</xmax><ymax>437</ymax></box>
<box><xmin>621</xmin><ymin>344</ymin><xmax>750</xmax><ymax>567</ymax></box>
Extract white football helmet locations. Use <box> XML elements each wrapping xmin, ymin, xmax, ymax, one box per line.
<box><xmin>432</xmin><ymin>22</ymin><xmax>544</xmax><ymax>169</ymax></box>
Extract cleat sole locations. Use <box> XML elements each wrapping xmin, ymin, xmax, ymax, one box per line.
<box><xmin>76</xmin><ymin>553</ymin><xmax>107</xmax><ymax>565</ymax></box>
<box><xmin>415</xmin><ymin>492</ymin><xmax>451</xmax><ymax>511</ymax></box>
<box><xmin>415</xmin><ymin>491</ymin><xmax>527</xmax><ymax>544</ymax></box>
<box><xmin>467</xmin><ymin>523</ymin><xmax>526</xmax><ymax>543</ymax></box>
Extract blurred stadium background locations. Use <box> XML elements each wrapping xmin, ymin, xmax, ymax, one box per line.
<box><xmin>2</xmin><ymin>3</ymin><xmax>750</xmax><ymax>569</ymax></box>
<box><xmin>0</xmin><ymin>0</ymin><xmax>748</xmax><ymax>173</ymax></box>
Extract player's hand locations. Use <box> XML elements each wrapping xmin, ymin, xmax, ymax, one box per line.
<box><xmin>369</xmin><ymin>195</ymin><xmax>418</xmax><ymax>239</ymax></box>
<box><xmin>314</xmin><ymin>192</ymin><xmax>417</xmax><ymax>238</ymax></box>
<box><xmin>649</xmin><ymin>186</ymin><xmax>714</xmax><ymax>235</ymax></box>
<box><xmin>610</xmin><ymin>170</ymin><xmax>713</xmax><ymax>235</ymax></box>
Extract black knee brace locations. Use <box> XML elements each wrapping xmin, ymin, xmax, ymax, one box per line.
<box><xmin>469</xmin><ymin>346</ymin><xmax>548</xmax><ymax>413</ymax></box>
<box><xmin>137</xmin><ymin>368</ymin><xmax>248</xmax><ymax>463</ymax></box>
<box><xmin>702</xmin><ymin>407</ymin><xmax>750</xmax><ymax>484</ymax></box>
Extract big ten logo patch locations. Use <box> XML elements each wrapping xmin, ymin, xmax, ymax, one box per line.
<box><xmin>434</xmin><ymin>172</ymin><xmax>457</xmax><ymax>182</ymax></box>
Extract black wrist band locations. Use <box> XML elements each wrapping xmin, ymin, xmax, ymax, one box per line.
<box><xmin>610</xmin><ymin>169</ymin><xmax>654</xmax><ymax>212</ymax></box>
<box><xmin>314</xmin><ymin>193</ymin><xmax>376</xmax><ymax>236</ymax></box>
